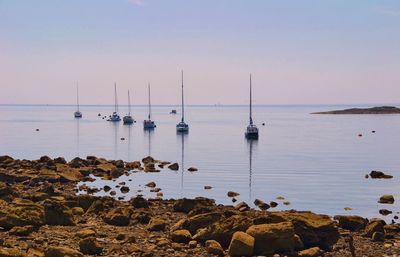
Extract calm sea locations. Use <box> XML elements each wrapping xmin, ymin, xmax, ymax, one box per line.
<box><xmin>1</xmin><ymin>104</ymin><xmax>400</xmax><ymax>219</ymax></box>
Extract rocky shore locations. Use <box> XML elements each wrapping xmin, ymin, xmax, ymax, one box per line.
<box><xmin>312</xmin><ymin>106</ymin><xmax>400</xmax><ymax>115</ymax></box>
<box><xmin>1</xmin><ymin>155</ymin><xmax>400</xmax><ymax>256</ymax></box>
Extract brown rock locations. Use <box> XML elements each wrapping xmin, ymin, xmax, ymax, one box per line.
<box><xmin>370</xmin><ymin>170</ymin><xmax>393</xmax><ymax>179</ymax></box>
<box><xmin>334</xmin><ymin>215</ymin><xmax>367</xmax><ymax>231</ymax></box>
<box><xmin>379</xmin><ymin>195</ymin><xmax>395</xmax><ymax>204</ymax></box>
<box><xmin>168</xmin><ymin>163</ymin><xmax>179</xmax><ymax>171</ymax></box>
<box><xmin>173</xmin><ymin>197</ymin><xmax>215</xmax><ymax>213</ymax></box>
<box><xmin>298</xmin><ymin>247</ymin><xmax>322</xmax><ymax>257</ymax></box>
<box><xmin>205</xmin><ymin>240</ymin><xmax>224</xmax><ymax>256</ymax></box>
<box><xmin>103</xmin><ymin>207</ymin><xmax>132</xmax><ymax>226</ymax></box>
<box><xmin>147</xmin><ymin>218</ymin><xmax>166</xmax><ymax>231</ymax></box>
<box><xmin>228</xmin><ymin>231</ymin><xmax>255</xmax><ymax>257</ymax></box>
<box><xmin>227</xmin><ymin>191</ymin><xmax>240</xmax><ymax>197</ymax></box>
<box><xmin>76</xmin><ymin>229</ymin><xmax>96</xmax><ymax>238</ymax></box>
<box><xmin>130</xmin><ymin>196</ymin><xmax>149</xmax><ymax>208</ymax></box>
<box><xmin>79</xmin><ymin>237</ymin><xmax>103</xmax><ymax>255</ymax></box>
<box><xmin>45</xmin><ymin>246</ymin><xmax>84</xmax><ymax>257</ymax></box>
<box><xmin>9</xmin><ymin>225</ymin><xmax>36</xmax><ymax>236</ymax></box>
<box><xmin>171</xmin><ymin>229</ymin><xmax>192</xmax><ymax>243</ymax></box>
<box><xmin>44</xmin><ymin>200</ymin><xmax>75</xmax><ymax>225</ymax></box>
<box><xmin>372</xmin><ymin>231</ymin><xmax>385</xmax><ymax>242</ymax></box>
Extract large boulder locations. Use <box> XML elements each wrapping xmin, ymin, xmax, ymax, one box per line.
<box><xmin>56</xmin><ymin>164</ymin><xmax>83</xmax><ymax>182</ymax></box>
<box><xmin>271</xmin><ymin>211</ymin><xmax>339</xmax><ymax>250</ymax></box>
<box><xmin>147</xmin><ymin>218</ymin><xmax>166</xmax><ymax>231</ymax></box>
<box><xmin>0</xmin><ymin>199</ymin><xmax>44</xmax><ymax>230</ymax></box>
<box><xmin>103</xmin><ymin>207</ymin><xmax>132</xmax><ymax>226</ymax></box>
<box><xmin>79</xmin><ymin>237</ymin><xmax>103</xmax><ymax>255</ymax></box>
<box><xmin>182</xmin><ymin>212</ymin><xmax>222</xmax><ymax>234</ymax></box>
<box><xmin>246</xmin><ymin>221</ymin><xmax>296</xmax><ymax>255</ymax></box>
<box><xmin>364</xmin><ymin>219</ymin><xmax>385</xmax><ymax>238</ymax></box>
<box><xmin>334</xmin><ymin>215</ymin><xmax>367</xmax><ymax>232</ymax></box>
<box><xmin>130</xmin><ymin>196</ymin><xmax>149</xmax><ymax>209</ymax></box>
<box><xmin>205</xmin><ymin>240</ymin><xmax>224</xmax><ymax>256</ymax></box>
<box><xmin>228</xmin><ymin>231</ymin><xmax>255</xmax><ymax>257</ymax></box>
<box><xmin>44</xmin><ymin>200</ymin><xmax>75</xmax><ymax>226</ymax></box>
<box><xmin>171</xmin><ymin>229</ymin><xmax>192</xmax><ymax>243</ymax></box>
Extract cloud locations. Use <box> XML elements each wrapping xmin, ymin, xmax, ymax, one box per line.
<box><xmin>128</xmin><ymin>0</ymin><xmax>144</xmax><ymax>6</ymax></box>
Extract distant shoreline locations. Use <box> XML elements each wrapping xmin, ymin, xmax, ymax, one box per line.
<box><xmin>312</xmin><ymin>106</ymin><xmax>400</xmax><ymax>115</ymax></box>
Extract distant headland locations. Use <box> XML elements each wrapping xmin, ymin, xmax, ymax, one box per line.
<box><xmin>312</xmin><ymin>106</ymin><xmax>400</xmax><ymax>114</ymax></box>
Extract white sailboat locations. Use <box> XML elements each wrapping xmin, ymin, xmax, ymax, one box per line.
<box><xmin>107</xmin><ymin>83</ymin><xmax>121</xmax><ymax>122</ymax></box>
<box><xmin>74</xmin><ymin>82</ymin><xmax>82</xmax><ymax>118</ymax></box>
<box><xmin>123</xmin><ymin>90</ymin><xmax>134</xmax><ymax>125</ymax></box>
<box><xmin>245</xmin><ymin>74</ymin><xmax>259</xmax><ymax>139</ymax></box>
<box><xmin>143</xmin><ymin>84</ymin><xmax>156</xmax><ymax>129</ymax></box>
<box><xmin>176</xmin><ymin>70</ymin><xmax>189</xmax><ymax>133</ymax></box>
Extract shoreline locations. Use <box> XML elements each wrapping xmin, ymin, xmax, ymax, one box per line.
<box><xmin>1</xmin><ymin>155</ymin><xmax>400</xmax><ymax>256</ymax></box>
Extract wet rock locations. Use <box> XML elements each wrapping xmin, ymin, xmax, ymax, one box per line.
<box><xmin>168</xmin><ymin>163</ymin><xmax>179</xmax><ymax>171</ymax></box>
<box><xmin>205</xmin><ymin>240</ymin><xmax>224</xmax><ymax>256</ymax></box>
<box><xmin>379</xmin><ymin>209</ymin><xmax>392</xmax><ymax>216</ymax></box>
<box><xmin>120</xmin><ymin>186</ymin><xmax>130</xmax><ymax>193</ymax></box>
<box><xmin>234</xmin><ymin>201</ymin><xmax>250</xmax><ymax>212</ymax></box>
<box><xmin>103</xmin><ymin>185</ymin><xmax>111</xmax><ymax>192</ymax></box>
<box><xmin>188</xmin><ymin>167</ymin><xmax>198</xmax><ymax>172</ymax></box>
<box><xmin>44</xmin><ymin>200</ymin><xmax>75</xmax><ymax>225</ymax></box>
<box><xmin>379</xmin><ymin>195</ymin><xmax>395</xmax><ymax>204</ymax></box>
<box><xmin>147</xmin><ymin>218</ymin><xmax>166</xmax><ymax>231</ymax></box>
<box><xmin>146</xmin><ymin>181</ymin><xmax>156</xmax><ymax>188</ymax></box>
<box><xmin>298</xmin><ymin>247</ymin><xmax>322</xmax><ymax>257</ymax></box>
<box><xmin>9</xmin><ymin>225</ymin><xmax>36</xmax><ymax>236</ymax></box>
<box><xmin>228</xmin><ymin>231</ymin><xmax>255</xmax><ymax>257</ymax></box>
<box><xmin>103</xmin><ymin>207</ymin><xmax>132</xmax><ymax>226</ymax></box>
<box><xmin>54</xmin><ymin>157</ymin><xmax>67</xmax><ymax>164</ymax></box>
<box><xmin>77</xmin><ymin>228</ymin><xmax>96</xmax><ymax>238</ymax></box>
<box><xmin>0</xmin><ymin>248</ymin><xmax>25</xmax><ymax>257</ymax></box>
<box><xmin>334</xmin><ymin>215</ymin><xmax>367</xmax><ymax>231</ymax></box>
<box><xmin>130</xmin><ymin>196</ymin><xmax>149</xmax><ymax>209</ymax></box>
<box><xmin>372</xmin><ymin>231</ymin><xmax>385</xmax><ymax>242</ymax></box>
<box><xmin>370</xmin><ymin>170</ymin><xmax>393</xmax><ymax>179</ymax></box>
<box><xmin>0</xmin><ymin>182</ymin><xmax>13</xmax><ymax>200</ymax></box>
<box><xmin>173</xmin><ymin>197</ymin><xmax>215</xmax><ymax>213</ymax></box>
<box><xmin>270</xmin><ymin>201</ymin><xmax>278</xmax><ymax>208</ymax></box>
<box><xmin>184</xmin><ymin>212</ymin><xmax>223</xmax><ymax>234</ymax></box>
<box><xmin>144</xmin><ymin>163</ymin><xmax>159</xmax><ymax>172</ymax></box>
<box><xmin>142</xmin><ymin>156</ymin><xmax>155</xmax><ymax>164</ymax></box>
<box><xmin>79</xmin><ymin>237</ymin><xmax>103</xmax><ymax>255</ymax></box>
<box><xmin>204</xmin><ymin>186</ymin><xmax>212</xmax><ymax>190</ymax></box>
<box><xmin>0</xmin><ymin>199</ymin><xmax>45</xmax><ymax>229</ymax></box>
<box><xmin>364</xmin><ymin>219</ymin><xmax>385</xmax><ymax>238</ymax></box>
<box><xmin>246</xmin><ymin>222</ymin><xmax>296</xmax><ymax>255</ymax></box>
<box><xmin>227</xmin><ymin>191</ymin><xmax>239</xmax><ymax>197</ymax></box>
<box><xmin>254</xmin><ymin>199</ymin><xmax>270</xmax><ymax>210</ymax></box>
<box><xmin>126</xmin><ymin>161</ymin><xmax>141</xmax><ymax>170</ymax></box>
<box><xmin>45</xmin><ymin>246</ymin><xmax>84</xmax><ymax>257</ymax></box>
<box><xmin>171</xmin><ymin>229</ymin><xmax>192</xmax><ymax>243</ymax></box>
<box><xmin>188</xmin><ymin>240</ymin><xmax>197</xmax><ymax>248</ymax></box>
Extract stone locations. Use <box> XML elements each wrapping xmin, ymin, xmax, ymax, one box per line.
<box><xmin>79</xmin><ymin>237</ymin><xmax>103</xmax><ymax>255</ymax></box>
<box><xmin>71</xmin><ymin>207</ymin><xmax>85</xmax><ymax>215</ymax></box>
<box><xmin>379</xmin><ymin>195</ymin><xmax>395</xmax><ymax>204</ymax></box>
<box><xmin>142</xmin><ymin>156</ymin><xmax>155</xmax><ymax>164</ymax></box>
<box><xmin>44</xmin><ymin>200</ymin><xmax>75</xmax><ymax>225</ymax></box>
<box><xmin>9</xmin><ymin>225</ymin><xmax>36</xmax><ymax>236</ymax></box>
<box><xmin>147</xmin><ymin>218</ymin><xmax>166</xmax><ymax>231</ymax></box>
<box><xmin>234</xmin><ymin>201</ymin><xmax>250</xmax><ymax>212</ymax></box>
<box><xmin>146</xmin><ymin>181</ymin><xmax>156</xmax><ymax>188</ymax></box>
<box><xmin>204</xmin><ymin>186</ymin><xmax>212</xmax><ymax>190</ymax></box>
<box><xmin>103</xmin><ymin>185</ymin><xmax>111</xmax><ymax>192</ymax></box>
<box><xmin>227</xmin><ymin>191</ymin><xmax>240</xmax><ymax>197</ymax></box>
<box><xmin>168</xmin><ymin>163</ymin><xmax>179</xmax><ymax>170</ymax></box>
<box><xmin>188</xmin><ymin>240</ymin><xmax>197</xmax><ymax>248</ymax></box>
<box><xmin>334</xmin><ymin>215</ymin><xmax>367</xmax><ymax>231</ymax></box>
<box><xmin>188</xmin><ymin>167</ymin><xmax>198</xmax><ymax>172</ymax></box>
<box><xmin>77</xmin><ymin>229</ymin><xmax>96</xmax><ymax>238</ymax></box>
<box><xmin>246</xmin><ymin>222</ymin><xmax>296</xmax><ymax>255</ymax></box>
<box><xmin>103</xmin><ymin>207</ymin><xmax>132</xmax><ymax>226</ymax></box>
<box><xmin>270</xmin><ymin>201</ymin><xmax>278</xmax><ymax>208</ymax></box>
<box><xmin>173</xmin><ymin>197</ymin><xmax>215</xmax><ymax>213</ymax></box>
<box><xmin>254</xmin><ymin>199</ymin><xmax>270</xmax><ymax>210</ymax></box>
<box><xmin>205</xmin><ymin>240</ymin><xmax>224</xmax><ymax>256</ymax></box>
<box><xmin>379</xmin><ymin>209</ymin><xmax>392</xmax><ymax>216</ymax></box>
<box><xmin>364</xmin><ymin>219</ymin><xmax>385</xmax><ymax>238</ymax></box>
<box><xmin>0</xmin><ymin>199</ymin><xmax>45</xmax><ymax>230</ymax></box>
<box><xmin>0</xmin><ymin>248</ymin><xmax>25</xmax><ymax>257</ymax></box>
<box><xmin>130</xmin><ymin>196</ymin><xmax>149</xmax><ymax>208</ymax></box>
<box><xmin>227</xmin><ymin>231</ymin><xmax>255</xmax><ymax>257</ymax></box>
<box><xmin>120</xmin><ymin>186</ymin><xmax>130</xmax><ymax>193</ymax></box>
<box><xmin>372</xmin><ymin>232</ymin><xmax>385</xmax><ymax>242</ymax></box>
<box><xmin>171</xmin><ymin>229</ymin><xmax>192</xmax><ymax>243</ymax></box>
<box><xmin>298</xmin><ymin>247</ymin><xmax>322</xmax><ymax>257</ymax></box>
<box><xmin>45</xmin><ymin>246</ymin><xmax>84</xmax><ymax>257</ymax></box>
<box><xmin>370</xmin><ymin>170</ymin><xmax>393</xmax><ymax>179</ymax></box>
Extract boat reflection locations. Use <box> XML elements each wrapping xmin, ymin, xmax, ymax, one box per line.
<box><xmin>247</xmin><ymin>138</ymin><xmax>258</xmax><ymax>203</ymax></box>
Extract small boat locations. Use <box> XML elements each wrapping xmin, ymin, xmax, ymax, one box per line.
<box><xmin>107</xmin><ymin>83</ymin><xmax>121</xmax><ymax>122</ymax></box>
<box><xmin>74</xmin><ymin>83</ymin><xmax>82</xmax><ymax>118</ymax></box>
<box><xmin>143</xmin><ymin>84</ymin><xmax>156</xmax><ymax>129</ymax></box>
<box><xmin>176</xmin><ymin>70</ymin><xmax>189</xmax><ymax>133</ymax></box>
<box><xmin>245</xmin><ymin>74</ymin><xmax>259</xmax><ymax>139</ymax></box>
<box><xmin>123</xmin><ymin>90</ymin><xmax>135</xmax><ymax>125</ymax></box>
<box><xmin>170</xmin><ymin>109</ymin><xmax>177</xmax><ymax>114</ymax></box>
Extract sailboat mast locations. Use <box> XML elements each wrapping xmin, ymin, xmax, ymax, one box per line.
<box><xmin>128</xmin><ymin>90</ymin><xmax>131</xmax><ymax>115</ymax></box>
<box><xmin>76</xmin><ymin>82</ymin><xmax>80</xmax><ymax>112</ymax></box>
<box><xmin>249</xmin><ymin>74</ymin><xmax>253</xmax><ymax>125</ymax></box>
<box><xmin>181</xmin><ymin>70</ymin><xmax>184</xmax><ymax>122</ymax></box>
<box><xmin>114</xmin><ymin>83</ymin><xmax>118</xmax><ymax>113</ymax></box>
<box><xmin>148</xmin><ymin>84</ymin><xmax>152</xmax><ymax>120</ymax></box>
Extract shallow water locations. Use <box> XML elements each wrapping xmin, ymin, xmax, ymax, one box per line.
<box><xmin>1</xmin><ymin>104</ymin><xmax>400</xmax><ymax>219</ymax></box>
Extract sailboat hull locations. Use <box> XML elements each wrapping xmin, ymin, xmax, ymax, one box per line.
<box><xmin>123</xmin><ymin>116</ymin><xmax>134</xmax><ymax>124</ymax></box>
<box><xmin>176</xmin><ymin>122</ymin><xmax>189</xmax><ymax>133</ymax></box>
<box><xmin>144</xmin><ymin>120</ymin><xmax>156</xmax><ymax>129</ymax></box>
<box><xmin>74</xmin><ymin>111</ymin><xmax>82</xmax><ymax>118</ymax></box>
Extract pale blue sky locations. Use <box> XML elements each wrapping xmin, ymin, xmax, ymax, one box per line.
<box><xmin>0</xmin><ymin>0</ymin><xmax>399</xmax><ymax>105</ymax></box>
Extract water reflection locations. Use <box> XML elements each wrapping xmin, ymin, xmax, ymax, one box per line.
<box><xmin>144</xmin><ymin>129</ymin><xmax>154</xmax><ymax>157</ymax></box>
<box><xmin>247</xmin><ymin>139</ymin><xmax>258</xmax><ymax>203</ymax></box>
<box><xmin>75</xmin><ymin>119</ymin><xmax>80</xmax><ymax>157</ymax></box>
<box><xmin>178</xmin><ymin>132</ymin><xmax>188</xmax><ymax>197</ymax></box>
<box><xmin>124</xmin><ymin>125</ymin><xmax>133</xmax><ymax>161</ymax></box>
<box><xmin>111</xmin><ymin>122</ymin><xmax>119</xmax><ymax>159</ymax></box>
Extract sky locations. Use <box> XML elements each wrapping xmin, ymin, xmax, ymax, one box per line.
<box><xmin>0</xmin><ymin>0</ymin><xmax>399</xmax><ymax>105</ymax></box>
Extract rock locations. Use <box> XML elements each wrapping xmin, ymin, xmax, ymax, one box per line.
<box><xmin>142</xmin><ymin>156</ymin><xmax>155</xmax><ymax>164</ymax></box>
<box><xmin>234</xmin><ymin>201</ymin><xmax>250</xmax><ymax>212</ymax></box>
<box><xmin>79</xmin><ymin>237</ymin><xmax>103</xmax><ymax>255</ymax></box>
<box><xmin>0</xmin><ymin>182</ymin><xmax>13</xmax><ymax>200</ymax></box>
<box><xmin>103</xmin><ymin>207</ymin><xmax>132</xmax><ymax>226</ymax></box>
<box><xmin>188</xmin><ymin>167</ymin><xmax>198</xmax><ymax>172</ymax></box>
<box><xmin>9</xmin><ymin>225</ymin><xmax>36</xmax><ymax>236</ymax></box>
<box><xmin>130</xmin><ymin>196</ymin><xmax>149</xmax><ymax>208</ymax></box>
<box><xmin>205</xmin><ymin>240</ymin><xmax>224</xmax><ymax>256</ymax></box>
<box><xmin>227</xmin><ymin>191</ymin><xmax>239</xmax><ymax>197</ymax></box>
<box><xmin>103</xmin><ymin>185</ymin><xmax>111</xmax><ymax>192</ymax></box>
<box><xmin>146</xmin><ymin>181</ymin><xmax>156</xmax><ymax>188</ymax></box>
<box><xmin>227</xmin><ymin>231</ymin><xmax>255</xmax><ymax>257</ymax></box>
<box><xmin>270</xmin><ymin>201</ymin><xmax>278</xmax><ymax>208</ymax></box>
<box><xmin>171</xmin><ymin>229</ymin><xmax>192</xmax><ymax>243</ymax></box>
<box><xmin>185</xmin><ymin>212</ymin><xmax>223</xmax><ymax>234</ymax></box>
<box><xmin>204</xmin><ymin>186</ymin><xmax>212</xmax><ymax>190</ymax></box>
<box><xmin>364</xmin><ymin>219</ymin><xmax>385</xmax><ymax>238</ymax></box>
<box><xmin>379</xmin><ymin>195</ymin><xmax>395</xmax><ymax>204</ymax></box>
<box><xmin>44</xmin><ymin>200</ymin><xmax>75</xmax><ymax>225</ymax></box>
<box><xmin>370</xmin><ymin>170</ymin><xmax>393</xmax><ymax>179</ymax></box>
<box><xmin>372</xmin><ymin>231</ymin><xmax>385</xmax><ymax>242</ymax></box>
<box><xmin>246</xmin><ymin>222</ymin><xmax>295</xmax><ymax>255</ymax></box>
<box><xmin>0</xmin><ymin>199</ymin><xmax>45</xmax><ymax>230</ymax></box>
<box><xmin>126</xmin><ymin>161</ymin><xmax>141</xmax><ymax>170</ymax></box>
<box><xmin>77</xmin><ymin>229</ymin><xmax>96</xmax><ymax>238</ymax></box>
<box><xmin>45</xmin><ymin>246</ymin><xmax>84</xmax><ymax>257</ymax></box>
<box><xmin>147</xmin><ymin>218</ymin><xmax>166</xmax><ymax>231</ymax></box>
<box><xmin>334</xmin><ymin>215</ymin><xmax>367</xmax><ymax>231</ymax></box>
<box><xmin>0</xmin><ymin>248</ymin><xmax>25</xmax><ymax>257</ymax></box>
<box><xmin>298</xmin><ymin>247</ymin><xmax>322</xmax><ymax>257</ymax></box>
<box><xmin>173</xmin><ymin>197</ymin><xmax>215</xmax><ymax>213</ymax></box>
<box><xmin>168</xmin><ymin>163</ymin><xmax>179</xmax><ymax>171</ymax></box>
<box><xmin>120</xmin><ymin>186</ymin><xmax>130</xmax><ymax>193</ymax></box>
<box><xmin>379</xmin><ymin>209</ymin><xmax>392</xmax><ymax>216</ymax></box>
<box><xmin>71</xmin><ymin>207</ymin><xmax>84</xmax><ymax>215</ymax></box>
<box><xmin>254</xmin><ymin>199</ymin><xmax>270</xmax><ymax>210</ymax></box>
<box><xmin>188</xmin><ymin>240</ymin><xmax>197</xmax><ymax>248</ymax></box>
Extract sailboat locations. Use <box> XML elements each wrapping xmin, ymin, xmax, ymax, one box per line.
<box><xmin>123</xmin><ymin>90</ymin><xmax>134</xmax><ymax>125</ymax></box>
<box><xmin>74</xmin><ymin>83</ymin><xmax>82</xmax><ymax>118</ymax></box>
<box><xmin>245</xmin><ymin>74</ymin><xmax>259</xmax><ymax>139</ymax></box>
<box><xmin>143</xmin><ymin>84</ymin><xmax>156</xmax><ymax>129</ymax></box>
<box><xmin>107</xmin><ymin>83</ymin><xmax>121</xmax><ymax>122</ymax></box>
<box><xmin>176</xmin><ymin>70</ymin><xmax>189</xmax><ymax>133</ymax></box>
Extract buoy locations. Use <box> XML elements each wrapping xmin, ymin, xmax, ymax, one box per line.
<box><xmin>120</xmin><ymin>137</ymin><xmax>125</xmax><ymax>141</ymax></box>
<box><xmin>372</xmin><ymin>130</ymin><xmax>376</xmax><ymax>133</ymax></box>
<box><xmin>36</xmin><ymin>129</ymin><xmax>39</xmax><ymax>131</ymax></box>
<box><xmin>358</xmin><ymin>134</ymin><xmax>362</xmax><ymax>137</ymax></box>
